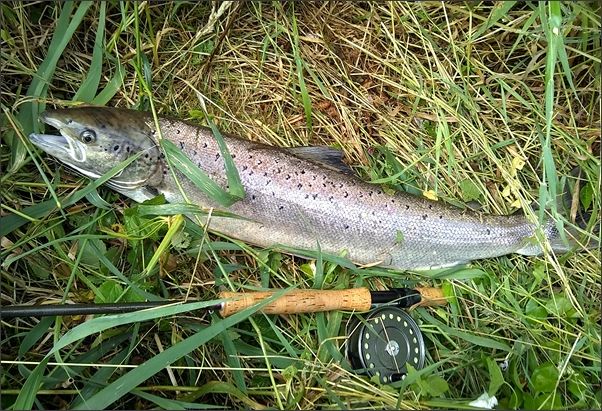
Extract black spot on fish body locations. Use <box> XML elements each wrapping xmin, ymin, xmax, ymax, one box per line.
<box><xmin>328</xmin><ymin>196</ymin><xmax>334</xmax><ymax>202</ymax></box>
<box><xmin>203</xmin><ymin>142</ymin><xmax>208</xmax><ymax>148</ymax></box>
<box><xmin>344</xmin><ymin>224</ymin><xmax>350</xmax><ymax>230</ymax></box>
<box><xmin>406</xmin><ymin>205</ymin><xmax>410</xmax><ymax>210</ymax></box>
<box><xmin>215</xmin><ymin>153</ymin><xmax>220</xmax><ymax>161</ymax></box>
<box><xmin>391</xmin><ymin>199</ymin><xmax>395</xmax><ymax>203</ymax></box>
<box><xmin>439</xmin><ymin>215</ymin><xmax>443</xmax><ymax>219</ymax></box>
<box><xmin>242</xmin><ymin>165</ymin><xmax>248</xmax><ymax>171</ymax></box>
<box><xmin>369</xmin><ymin>191</ymin><xmax>373</xmax><ymax>197</ymax></box>
<box><xmin>344</xmin><ymin>192</ymin><xmax>349</xmax><ymax>198</ymax></box>
<box><xmin>313</xmin><ymin>175</ymin><xmax>317</xmax><ymax>181</ymax></box>
<box><xmin>266</xmin><ymin>180</ymin><xmax>271</xmax><ymax>185</ymax></box>
<box><xmin>263</xmin><ymin>172</ymin><xmax>268</xmax><ymax>177</ymax></box>
<box><xmin>251</xmin><ymin>195</ymin><xmax>256</xmax><ymax>200</ymax></box>
<box><xmin>176</xmin><ymin>129</ymin><xmax>181</xmax><ymax>135</ymax></box>
<box><xmin>305</xmin><ymin>194</ymin><xmax>309</xmax><ymax>199</ymax></box>
<box><xmin>271</xmin><ymin>191</ymin><xmax>275</xmax><ymax>196</ymax></box>
<box><xmin>286</xmin><ymin>175</ymin><xmax>291</xmax><ymax>180</ymax></box>
<box><xmin>313</xmin><ymin>194</ymin><xmax>318</xmax><ymax>199</ymax></box>
<box><xmin>301</xmin><ymin>170</ymin><xmax>305</xmax><ymax>174</ymax></box>
<box><xmin>297</xmin><ymin>183</ymin><xmax>303</xmax><ymax>189</ymax></box>
<box><xmin>428</xmin><ymin>204</ymin><xmax>433</xmax><ymax>209</ymax></box>
<box><xmin>231</xmin><ymin>154</ymin><xmax>236</xmax><ymax>159</ymax></box>
<box><xmin>277</xmin><ymin>168</ymin><xmax>282</xmax><ymax>173</ymax></box>
<box><xmin>278</xmin><ymin>205</ymin><xmax>284</xmax><ymax>210</ymax></box>
<box><xmin>144</xmin><ymin>185</ymin><xmax>159</xmax><ymax>196</ymax></box>
<box><xmin>323</xmin><ymin>183</ymin><xmax>327</xmax><ymax>187</ymax></box>
<box><xmin>192</xmin><ymin>150</ymin><xmax>197</xmax><ymax>156</ymax></box>
<box><xmin>257</xmin><ymin>160</ymin><xmax>262</xmax><ymax>165</ymax></box>
<box><xmin>179</xmin><ymin>141</ymin><xmax>184</xmax><ymax>149</ymax></box>
<box><xmin>113</xmin><ymin>145</ymin><xmax>120</xmax><ymax>151</ymax></box>
<box><xmin>486</xmin><ymin>228</ymin><xmax>491</xmax><ymax>235</ymax></box>
<box><xmin>249</xmin><ymin>170</ymin><xmax>254</xmax><ymax>175</ymax></box>
<box><xmin>422</xmin><ymin>214</ymin><xmax>428</xmax><ymax>220</ymax></box>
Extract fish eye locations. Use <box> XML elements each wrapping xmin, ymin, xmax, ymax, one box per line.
<box><xmin>80</xmin><ymin>129</ymin><xmax>96</xmax><ymax>144</ymax></box>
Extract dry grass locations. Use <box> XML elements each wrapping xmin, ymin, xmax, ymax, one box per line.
<box><xmin>1</xmin><ymin>1</ymin><xmax>600</xmax><ymax>410</ymax></box>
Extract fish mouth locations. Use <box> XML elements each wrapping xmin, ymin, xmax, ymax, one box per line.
<box><xmin>28</xmin><ymin>112</ymin><xmax>98</xmax><ymax>177</ymax></box>
<box><xmin>29</xmin><ymin>112</ymin><xmax>87</xmax><ymax>163</ymax></box>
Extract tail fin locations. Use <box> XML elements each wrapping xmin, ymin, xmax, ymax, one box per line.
<box><xmin>516</xmin><ymin>218</ymin><xmax>599</xmax><ymax>256</ymax></box>
<box><xmin>518</xmin><ymin>167</ymin><xmax>599</xmax><ymax>256</ymax></box>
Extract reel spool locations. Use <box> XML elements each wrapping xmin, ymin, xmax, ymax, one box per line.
<box><xmin>345</xmin><ymin>306</ymin><xmax>425</xmax><ymax>383</ymax></box>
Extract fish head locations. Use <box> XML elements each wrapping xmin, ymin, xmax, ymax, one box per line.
<box><xmin>29</xmin><ymin>106</ymin><xmax>165</xmax><ymax>191</ymax></box>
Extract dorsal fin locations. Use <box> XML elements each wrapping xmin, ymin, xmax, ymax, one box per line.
<box><xmin>285</xmin><ymin>146</ymin><xmax>353</xmax><ymax>174</ymax></box>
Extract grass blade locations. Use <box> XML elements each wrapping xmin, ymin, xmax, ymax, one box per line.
<box><xmin>419</xmin><ymin>309</ymin><xmax>511</xmax><ymax>352</ymax></box>
<box><xmin>72</xmin><ymin>2</ymin><xmax>106</xmax><ymax>103</ymax></box>
<box><xmin>290</xmin><ymin>6</ymin><xmax>312</xmax><ymax>130</ymax></box>
<box><xmin>13</xmin><ymin>300</ymin><xmax>225</xmax><ymax>410</ymax></box>
<box><xmin>160</xmin><ymin>139</ymin><xmax>242</xmax><ymax>207</ymax></box>
<box><xmin>72</xmin><ymin>290</ymin><xmax>289</xmax><ymax>410</ymax></box>
<box><xmin>92</xmin><ymin>64</ymin><xmax>126</xmax><ymax>105</ymax></box>
<box><xmin>471</xmin><ymin>2</ymin><xmax>517</xmax><ymax>39</ymax></box>
<box><xmin>0</xmin><ymin>151</ymin><xmax>142</xmax><ymax>237</ymax></box>
<box><xmin>11</xmin><ymin>1</ymin><xmax>92</xmax><ymax>172</ymax></box>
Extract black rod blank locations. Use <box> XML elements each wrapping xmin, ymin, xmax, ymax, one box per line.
<box><xmin>0</xmin><ymin>301</ymin><xmax>196</xmax><ymax>319</ymax></box>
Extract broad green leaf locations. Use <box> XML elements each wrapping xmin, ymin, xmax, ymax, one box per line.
<box><xmin>486</xmin><ymin>357</ymin><xmax>505</xmax><ymax>396</ymax></box>
<box><xmin>420</xmin><ymin>375</ymin><xmax>449</xmax><ymax>397</ymax></box>
<box><xmin>544</xmin><ymin>293</ymin><xmax>574</xmax><ymax>317</ymax></box>
<box><xmin>531</xmin><ymin>362</ymin><xmax>559</xmax><ymax>393</ymax></box>
<box><xmin>459</xmin><ymin>178</ymin><xmax>482</xmax><ymax>202</ymax></box>
<box><xmin>580</xmin><ymin>182</ymin><xmax>593</xmax><ymax>210</ymax></box>
<box><xmin>95</xmin><ymin>280</ymin><xmax>124</xmax><ymax>303</ymax></box>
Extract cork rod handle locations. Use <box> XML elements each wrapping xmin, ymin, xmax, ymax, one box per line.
<box><xmin>414</xmin><ymin>287</ymin><xmax>447</xmax><ymax>306</ymax></box>
<box><xmin>219</xmin><ymin>288</ymin><xmax>372</xmax><ymax>317</ymax></box>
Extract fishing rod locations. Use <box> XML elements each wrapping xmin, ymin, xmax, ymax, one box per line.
<box><xmin>0</xmin><ymin>286</ymin><xmax>446</xmax><ymax>319</ymax></box>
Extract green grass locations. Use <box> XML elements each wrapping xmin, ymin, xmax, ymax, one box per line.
<box><xmin>1</xmin><ymin>1</ymin><xmax>600</xmax><ymax>410</ymax></box>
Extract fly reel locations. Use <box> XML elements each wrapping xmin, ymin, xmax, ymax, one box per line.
<box><xmin>345</xmin><ymin>306</ymin><xmax>425</xmax><ymax>383</ymax></box>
